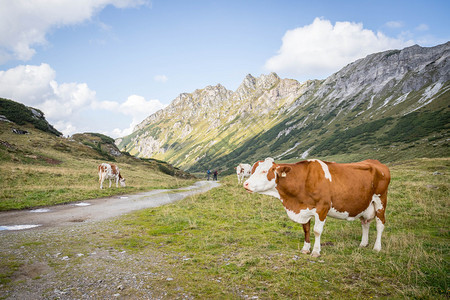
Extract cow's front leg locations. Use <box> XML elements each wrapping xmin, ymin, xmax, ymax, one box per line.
<box><xmin>109</xmin><ymin>179</ymin><xmax>112</xmax><ymax>188</ymax></box>
<box><xmin>360</xmin><ymin>218</ymin><xmax>371</xmax><ymax>247</ymax></box>
<box><xmin>301</xmin><ymin>220</ymin><xmax>311</xmax><ymax>254</ymax></box>
<box><xmin>311</xmin><ymin>209</ymin><xmax>327</xmax><ymax>257</ymax></box>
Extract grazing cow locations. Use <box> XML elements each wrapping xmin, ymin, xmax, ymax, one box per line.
<box><xmin>235</xmin><ymin>163</ymin><xmax>252</xmax><ymax>184</ymax></box>
<box><xmin>244</xmin><ymin>158</ymin><xmax>390</xmax><ymax>257</ymax></box>
<box><xmin>98</xmin><ymin>163</ymin><xmax>126</xmax><ymax>189</ymax></box>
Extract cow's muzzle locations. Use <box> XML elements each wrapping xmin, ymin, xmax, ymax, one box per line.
<box><xmin>243</xmin><ymin>182</ymin><xmax>253</xmax><ymax>193</ymax></box>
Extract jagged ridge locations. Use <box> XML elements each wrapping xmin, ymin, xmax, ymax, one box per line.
<box><xmin>117</xmin><ymin>42</ymin><xmax>450</xmax><ymax>172</ymax></box>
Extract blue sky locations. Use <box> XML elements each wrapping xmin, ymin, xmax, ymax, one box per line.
<box><xmin>0</xmin><ymin>0</ymin><xmax>448</xmax><ymax>137</ymax></box>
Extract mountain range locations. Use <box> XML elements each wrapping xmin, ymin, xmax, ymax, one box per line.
<box><xmin>116</xmin><ymin>42</ymin><xmax>449</xmax><ymax>173</ymax></box>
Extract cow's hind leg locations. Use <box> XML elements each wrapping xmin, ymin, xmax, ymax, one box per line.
<box><xmin>373</xmin><ymin>193</ymin><xmax>387</xmax><ymax>252</ymax></box>
<box><xmin>99</xmin><ymin>173</ymin><xmax>105</xmax><ymax>189</ymax></box>
<box><xmin>301</xmin><ymin>221</ymin><xmax>311</xmax><ymax>254</ymax></box>
<box><xmin>373</xmin><ymin>218</ymin><xmax>385</xmax><ymax>252</ymax></box>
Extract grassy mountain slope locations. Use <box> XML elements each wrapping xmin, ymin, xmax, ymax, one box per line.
<box><xmin>0</xmin><ymin>108</ymin><xmax>195</xmax><ymax>211</ymax></box>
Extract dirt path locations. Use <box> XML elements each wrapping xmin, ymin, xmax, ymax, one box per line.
<box><xmin>0</xmin><ymin>181</ymin><xmax>220</xmax><ymax>232</ymax></box>
<box><xmin>0</xmin><ymin>181</ymin><xmax>221</xmax><ymax>299</ymax></box>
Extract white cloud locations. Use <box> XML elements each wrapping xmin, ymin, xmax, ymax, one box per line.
<box><xmin>265</xmin><ymin>17</ymin><xmax>414</xmax><ymax>81</ymax></box>
<box><xmin>120</xmin><ymin>95</ymin><xmax>165</xmax><ymax>118</ymax></box>
<box><xmin>0</xmin><ymin>63</ymin><xmax>164</xmax><ymax>138</ymax></box>
<box><xmin>103</xmin><ymin>95</ymin><xmax>166</xmax><ymax>137</ymax></box>
<box><xmin>154</xmin><ymin>75</ymin><xmax>168</xmax><ymax>83</ymax></box>
<box><xmin>0</xmin><ymin>63</ymin><xmax>96</xmax><ymax>118</ymax></box>
<box><xmin>0</xmin><ymin>63</ymin><xmax>55</xmax><ymax>104</ymax></box>
<box><xmin>0</xmin><ymin>0</ymin><xmax>148</xmax><ymax>64</ymax></box>
<box><xmin>53</xmin><ymin>120</ymin><xmax>78</xmax><ymax>137</ymax></box>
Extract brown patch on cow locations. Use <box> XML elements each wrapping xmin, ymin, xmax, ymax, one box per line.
<box><xmin>267</xmin><ymin>164</ymin><xmax>276</xmax><ymax>181</ymax></box>
<box><xmin>110</xmin><ymin>164</ymin><xmax>119</xmax><ymax>175</ymax></box>
<box><xmin>251</xmin><ymin>160</ymin><xmax>263</xmax><ymax>174</ymax></box>
<box><xmin>98</xmin><ymin>164</ymin><xmax>106</xmax><ymax>173</ymax></box>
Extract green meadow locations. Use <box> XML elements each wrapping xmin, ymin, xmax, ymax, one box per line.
<box><xmin>1</xmin><ymin>158</ymin><xmax>448</xmax><ymax>299</ymax></box>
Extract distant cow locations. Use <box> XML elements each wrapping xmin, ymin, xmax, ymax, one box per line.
<box><xmin>98</xmin><ymin>163</ymin><xmax>126</xmax><ymax>189</ymax></box>
<box><xmin>244</xmin><ymin>158</ymin><xmax>390</xmax><ymax>257</ymax></box>
<box><xmin>235</xmin><ymin>163</ymin><xmax>252</xmax><ymax>184</ymax></box>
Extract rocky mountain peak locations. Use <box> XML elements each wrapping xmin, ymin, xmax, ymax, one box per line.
<box><xmin>120</xmin><ymin>42</ymin><xmax>449</xmax><ymax>171</ymax></box>
<box><xmin>256</xmin><ymin>72</ymin><xmax>280</xmax><ymax>90</ymax></box>
<box><xmin>236</xmin><ymin>74</ymin><xmax>257</xmax><ymax>96</ymax></box>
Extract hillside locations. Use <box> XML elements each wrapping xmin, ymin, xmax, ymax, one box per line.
<box><xmin>0</xmin><ymin>101</ymin><xmax>194</xmax><ymax>210</ymax></box>
<box><xmin>117</xmin><ymin>42</ymin><xmax>450</xmax><ymax>173</ymax></box>
<box><xmin>0</xmin><ymin>98</ymin><xmax>62</xmax><ymax>136</ymax></box>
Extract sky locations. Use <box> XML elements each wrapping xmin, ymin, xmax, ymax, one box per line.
<box><xmin>0</xmin><ymin>0</ymin><xmax>448</xmax><ymax>138</ymax></box>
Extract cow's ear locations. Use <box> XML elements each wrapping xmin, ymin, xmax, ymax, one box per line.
<box><xmin>276</xmin><ymin>166</ymin><xmax>291</xmax><ymax>178</ymax></box>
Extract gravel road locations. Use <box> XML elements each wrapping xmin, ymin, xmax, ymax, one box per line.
<box><xmin>0</xmin><ymin>181</ymin><xmax>220</xmax><ymax>232</ymax></box>
<box><xmin>0</xmin><ymin>181</ymin><xmax>220</xmax><ymax>299</ymax></box>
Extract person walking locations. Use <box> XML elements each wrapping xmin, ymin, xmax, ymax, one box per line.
<box><xmin>213</xmin><ymin>170</ymin><xmax>218</xmax><ymax>181</ymax></box>
<box><xmin>207</xmin><ymin>169</ymin><xmax>211</xmax><ymax>181</ymax></box>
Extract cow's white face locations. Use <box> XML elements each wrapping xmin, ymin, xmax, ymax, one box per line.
<box><xmin>244</xmin><ymin>158</ymin><xmax>277</xmax><ymax>194</ymax></box>
<box><xmin>120</xmin><ymin>178</ymin><xmax>126</xmax><ymax>187</ymax></box>
<box><xmin>236</xmin><ymin>165</ymin><xmax>242</xmax><ymax>175</ymax></box>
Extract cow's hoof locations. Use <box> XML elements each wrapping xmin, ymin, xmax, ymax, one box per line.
<box><xmin>300</xmin><ymin>249</ymin><xmax>310</xmax><ymax>255</ymax></box>
<box><xmin>359</xmin><ymin>243</ymin><xmax>369</xmax><ymax>248</ymax></box>
<box><xmin>311</xmin><ymin>251</ymin><xmax>321</xmax><ymax>258</ymax></box>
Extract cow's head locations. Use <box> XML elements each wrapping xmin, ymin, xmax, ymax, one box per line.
<box><xmin>235</xmin><ymin>164</ymin><xmax>242</xmax><ymax>175</ymax></box>
<box><xmin>119</xmin><ymin>177</ymin><xmax>126</xmax><ymax>187</ymax></box>
<box><xmin>244</xmin><ymin>158</ymin><xmax>277</xmax><ymax>193</ymax></box>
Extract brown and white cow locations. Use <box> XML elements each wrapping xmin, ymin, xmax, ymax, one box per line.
<box><xmin>235</xmin><ymin>163</ymin><xmax>252</xmax><ymax>184</ymax></box>
<box><xmin>244</xmin><ymin>158</ymin><xmax>390</xmax><ymax>257</ymax></box>
<box><xmin>98</xmin><ymin>163</ymin><xmax>126</xmax><ymax>189</ymax></box>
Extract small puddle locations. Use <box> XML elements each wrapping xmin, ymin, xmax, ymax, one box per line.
<box><xmin>30</xmin><ymin>208</ymin><xmax>51</xmax><ymax>213</ymax></box>
<box><xmin>74</xmin><ymin>202</ymin><xmax>91</xmax><ymax>207</ymax></box>
<box><xmin>0</xmin><ymin>225</ymin><xmax>41</xmax><ymax>231</ymax></box>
